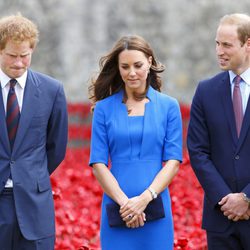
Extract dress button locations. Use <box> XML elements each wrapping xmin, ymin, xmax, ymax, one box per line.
<box><xmin>235</xmin><ymin>155</ymin><xmax>240</xmax><ymax>160</ymax></box>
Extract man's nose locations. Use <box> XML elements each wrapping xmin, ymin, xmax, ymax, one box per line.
<box><xmin>13</xmin><ymin>57</ymin><xmax>23</xmax><ymax>67</ymax></box>
<box><xmin>216</xmin><ymin>45</ymin><xmax>224</xmax><ymax>56</ymax></box>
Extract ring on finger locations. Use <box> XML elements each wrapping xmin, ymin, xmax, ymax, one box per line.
<box><xmin>128</xmin><ymin>214</ymin><xmax>134</xmax><ymax>220</ymax></box>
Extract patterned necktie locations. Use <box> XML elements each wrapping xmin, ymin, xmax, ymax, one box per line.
<box><xmin>233</xmin><ymin>75</ymin><xmax>243</xmax><ymax>137</ymax></box>
<box><xmin>6</xmin><ymin>79</ymin><xmax>20</xmax><ymax>149</ymax></box>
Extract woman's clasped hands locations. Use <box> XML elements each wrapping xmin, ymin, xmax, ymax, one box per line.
<box><xmin>119</xmin><ymin>190</ymin><xmax>152</xmax><ymax>228</ymax></box>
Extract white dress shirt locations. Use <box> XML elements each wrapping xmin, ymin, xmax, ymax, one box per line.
<box><xmin>0</xmin><ymin>69</ymin><xmax>27</xmax><ymax>187</ymax></box>
<box><xmin>229</xmin><ymin>68</ymin><xmax>250</xmax><ymax>114</ymax></box>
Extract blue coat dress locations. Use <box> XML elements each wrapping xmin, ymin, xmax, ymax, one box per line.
<box><xmin>89</xmin><ymin>86</ymin><xmax>182</xmax><ymax>250</ymax></box>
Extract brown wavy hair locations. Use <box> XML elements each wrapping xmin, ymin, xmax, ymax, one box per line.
<box><xmin>89</xmin><ymin>35</ymin><xmax>165</xmax><ymax>106</ymax></box>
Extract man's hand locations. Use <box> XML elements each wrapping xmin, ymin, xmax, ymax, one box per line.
<box><xmin>238</xmin><ymin>208</ymin><xmax>250</xmax><ymax>221</ymax></box>
<box><xmin>218</xmin><ymin>193</ymin><xmax>249</xmax><ymax>221</ymax></box>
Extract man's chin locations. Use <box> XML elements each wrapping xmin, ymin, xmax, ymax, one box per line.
<box><xmin>9</xmin><ymin>70</ymin><xmax>25</xmax><ymax>78</ymax></box>
<box><xmin>218</xmin><ymin>64</ymin><xmax>229</xmax><ymax>71</ymax></box>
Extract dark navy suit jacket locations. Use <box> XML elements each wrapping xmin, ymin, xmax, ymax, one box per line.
<box><xmin>187</xmin><ymin>71</ymin><xmax>250</xmax><ymax>232</ymax></box>
<box><xmin>0</xmin><ymin>69</ymin><xmax>68</xmax><ymax>240</ymax></box>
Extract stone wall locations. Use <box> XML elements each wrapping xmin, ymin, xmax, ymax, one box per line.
<box><xmin>1</xmin><ymin>0</ymin><xmax>250</xmax><ymax>104</ymax></box>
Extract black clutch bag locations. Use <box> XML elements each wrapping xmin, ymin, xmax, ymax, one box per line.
<box><xmin>106</xmin><ymin>195</ymin><xmax>165</xmax><ymax>227</ymax></box>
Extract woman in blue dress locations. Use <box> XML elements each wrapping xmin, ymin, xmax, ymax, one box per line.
<box><xmin>89</xmin><ymin>35</ymin><xmax>182</xmax><ymax>250</ymax></box>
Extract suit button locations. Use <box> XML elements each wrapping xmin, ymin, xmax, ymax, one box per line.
<box><xmin>235</xmin><ymin>155</ymin><xmax>240</xmax><ymax>160</ymax></box>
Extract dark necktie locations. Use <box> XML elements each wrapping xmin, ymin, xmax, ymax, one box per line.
<box><xmin>6</xmin><ymin>79</ymin><xmax>20</xmax><ymax>149</ymax></box>
<box><xmin>233</xmin><ymin>75</ymin><xmax>243</xmax><ymax>137</ymax></box>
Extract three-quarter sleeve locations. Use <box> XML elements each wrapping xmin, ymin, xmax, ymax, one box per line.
<box><xmin>162</xmin><ymin>99</ymin><xmax>183</xmax><ymax>162</ymax></box>
<box><xmin>89</xmin><ymin>102</ymin><xmax>109</xmax><ymax>166</ymax></box>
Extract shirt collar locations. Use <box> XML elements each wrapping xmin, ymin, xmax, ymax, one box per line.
<box><xmin>229</xmin><ymin>68</ymin><xmax>250</xmax><ymax>86</ymax></box>
<box><xmin>0</xmin><ymin>69</ymin><xmax>27</xmax><ymax>89</ymax></box>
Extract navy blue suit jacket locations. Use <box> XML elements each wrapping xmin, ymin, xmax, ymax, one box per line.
<box><xmin>187</xmin><ymin>71</ymin><xmax>250</xmax><ymax>232</ymax></box>
<box><xmin>0</xmin><ymin>69</ymin><xmax>68</xmax><ymax>240</ymax></box>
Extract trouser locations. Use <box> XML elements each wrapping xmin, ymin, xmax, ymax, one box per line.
<box><xmin>207</xmin><ymin>220</ymin><xmax>250</xmax><ymax>250</ymax></box>
<box><xmin>0</xmin><ymin>188</ymin><xmax>55</xmax><ymax>250</ymax></box>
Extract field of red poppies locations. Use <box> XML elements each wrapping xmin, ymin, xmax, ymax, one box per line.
<box><xmin>51</xmin><ymin>103</ymin><xmax>207</xmax><ymax>250</ymax></box>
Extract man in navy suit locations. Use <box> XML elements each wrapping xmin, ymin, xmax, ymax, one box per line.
<box><xmin>0</xmin><ymin>14</ymin><xmax>68</xmax><ymax>249</ymax></box>
<box><xmin>187</xmin><ymin>13</ymin><xmax>250</xmax><ymax>249</ymax></box>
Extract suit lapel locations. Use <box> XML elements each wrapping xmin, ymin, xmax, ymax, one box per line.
<box><xmin>0</xmin><ymin>86</ymin><xmax>10</xmax><ymax>151</ymax></box>
<box><xmin>219</xmin><ymin>73</ymin><xmax>238</xmax><ymax>146</ymax></box>
<box><xmin>12</xmin><ymin>71</ymin><xmax>40</xmax><ymax>154</ymax></box>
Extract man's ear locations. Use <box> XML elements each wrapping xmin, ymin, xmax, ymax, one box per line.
<box><xmin>246</xmin><ymin>38</ymin><xmax>250</xmax><ymax>51</ymax></box>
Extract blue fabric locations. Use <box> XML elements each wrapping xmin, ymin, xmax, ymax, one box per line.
<box><xmin>128</xmin><ymin>116</ymin><xmax>144</xmax><ymax>158</ymax></box>
<box><xmin>0</xmin><ymin>69</ymin><xmax>68</xmax><ymax>243</ymax></box>
<box><xmin>0</xmin><ymin>191</ymin><xmax>55</xmax><ymax>250</ymax></box>
<box><xmin>90</xmin><ymin>87</ymin><xmax>182</xmax><ymax>250</ymax></box>
<box><xmin>187</xmin><ymin>71</ymin><xmax>250</xmax><ymax>233</ymax></box>
<box><xmin>207</xmin><ymin>222</ymin><xmax>250</xmax><ymax>250</ymax></box>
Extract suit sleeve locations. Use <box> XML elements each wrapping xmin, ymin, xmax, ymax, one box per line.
<box><xmin>187</xmin><ymin>83</ymin><xmax>231</xmax><ymax>207</ymax></box>
<box><xmin>46</xmin><ymin>83</ymin><xmax>68</xmax><ymax>174</ymax></box>
<box><xmin>242</xmin><ymin>184</ymin><xmax>250</xmax><ymax>199</ymax></box>
<box><xmin>89</xmin><ymin>102</ymin><xmax>109</xmax><ymax>167</ymax></box>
